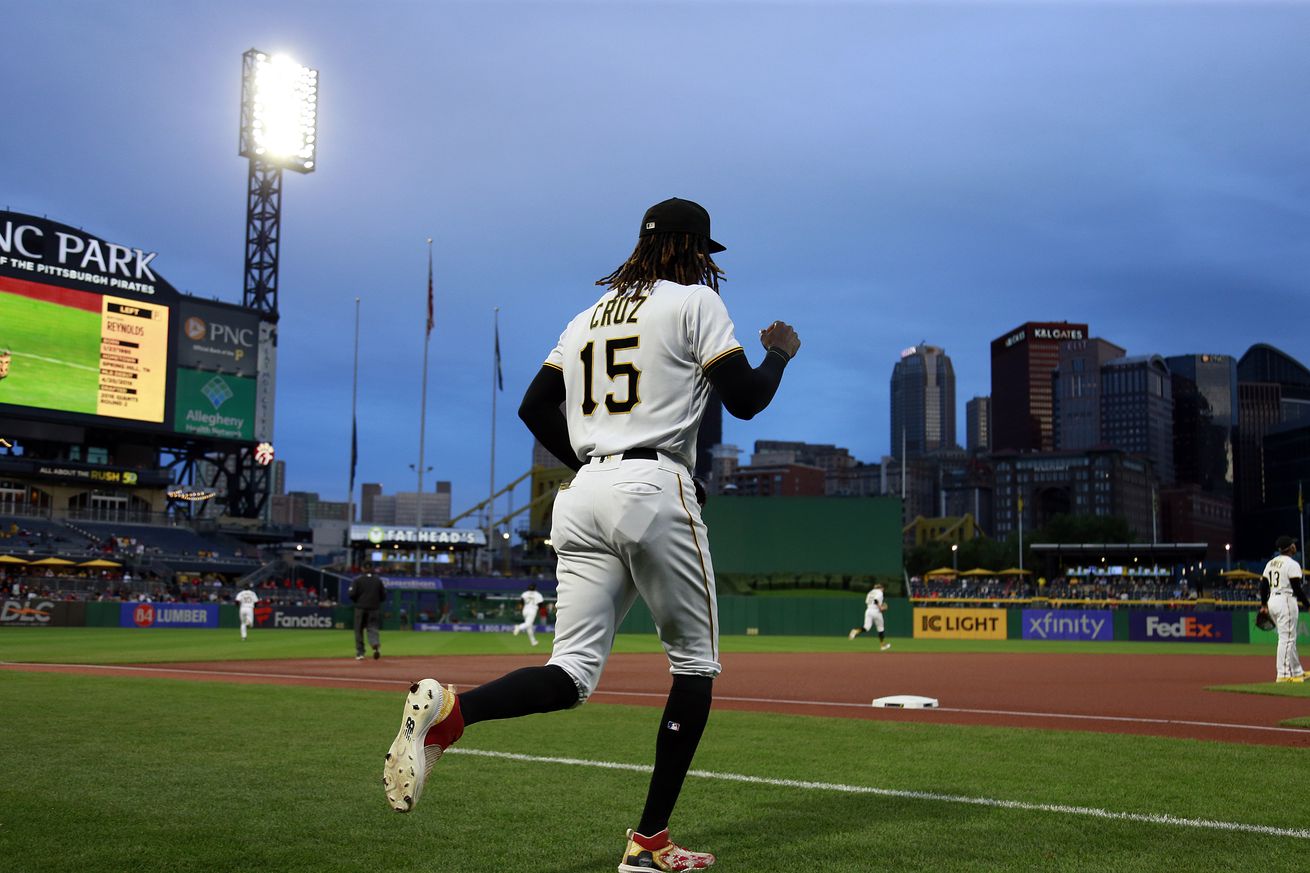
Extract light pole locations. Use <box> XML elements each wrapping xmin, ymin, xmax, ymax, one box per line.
<box><xmin>1225</xmin><ymin>543</ymin><xmax>1231</xmax><ymax>572</ymax></box>
<box><xmin>951</xmin><ymin>543</ymin><xmax>958</xmax><ymax>572</ymax></box>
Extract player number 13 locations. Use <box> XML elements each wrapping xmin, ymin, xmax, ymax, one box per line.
<box><xmin>580</xmin><ymin>337</ymin><xmax>640</xmax><ymax>415</ymax></box>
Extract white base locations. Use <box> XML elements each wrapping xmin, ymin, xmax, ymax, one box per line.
<box><xmin>872</xmin><ymin>694</ymin><xmax>939</xmax><ymax>709</ymax></box>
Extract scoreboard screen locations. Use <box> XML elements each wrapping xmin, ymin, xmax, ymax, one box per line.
<box><xmin>0</xmin><ymin>274</ymin><xmax>170</xmax><ymax>423</ymax></box>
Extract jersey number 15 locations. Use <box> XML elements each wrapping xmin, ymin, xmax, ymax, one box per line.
<box><xmin>580</xmin><ymin>337</ymin><xmax>640</xmax><ymax>415</ymax></box>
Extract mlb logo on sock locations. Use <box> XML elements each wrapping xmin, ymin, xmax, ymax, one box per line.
<box><xmin>666</xmin><ymin>721</ymin><xmax>681</xmax><ymax>732</ymax></box>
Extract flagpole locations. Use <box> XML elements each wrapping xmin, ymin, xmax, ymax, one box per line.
<box><xmin>347</xmin><ymin>295</ymin><xmax>360</xmax><ymax>533</ymax></box>
<box><xmin>416</xmin><ymin>239</ymin><xmax>433</xmax><ymax>578</ymax></box>
<box><xmin>487</xmin><ymin>307</ymin><xmax>499</xmax><ymax>572</ymax></box>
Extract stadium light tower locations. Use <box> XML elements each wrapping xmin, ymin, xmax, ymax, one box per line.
<box><xmin>238</xmin><ymin>48</ymin><xmax>318</xmax><ymax>317</ymax></box>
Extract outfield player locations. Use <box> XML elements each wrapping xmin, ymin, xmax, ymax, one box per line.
<box><xmin>848</xmin><ymin>582</ymin><xmax>891</xmax><ymax>650</ymax></box>
<box><xmin>382</xmin><ymin>197</ymin><xmax>799</xmax><ymax>871</ymax></box>
<box><xmin>235</xmin><ymin>586</ymin><xmax>258</xmax><ymax>641</ymax></box>
<box><xmin>512</xmin><ymin>582</ymin><xmax>545</xmax><ymax>646</ymax></box>
<box><xmin>1260</xmin><ymin>535</ymin><xmax>1309</xmax><ymax>683</ymax></box>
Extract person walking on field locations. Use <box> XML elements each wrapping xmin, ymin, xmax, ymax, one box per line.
<box><xmin>381</xmin><ymin>197</ymin><xmax>800</xmax><ymax>871</ymax></box>
<box><xmin>235</xmin><ymin>585</ymin><xmax>259</xmax><ymax>641</ymax></box>
<box><xmin>1259</xmin><ymin>535</ymin><xmax>1309</xmax><ymax>682</ymax></box>
<box><xmin>512</xmin><ymin>582</ymin><xmax>545</xmax><ymax>646</ymax></box>
<box><xmin>349</xmin><ymin>567</ymin><xmax>387</xmax><ymax>661</ymax></box>
<box><xmin>848</xmin><ymin>582</ymin><xmax>891</xmax><ymax>650</ymax></box>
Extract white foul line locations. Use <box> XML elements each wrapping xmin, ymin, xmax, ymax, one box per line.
<box><xmin>7</xmin><ymin>661</ymin><xmax>1308</xmax><ymax>736</ymax></box>
<box><xmin>447</xmin><ymin>747</ymin><xmax>1310</xmax><ymax>841</ymax></box>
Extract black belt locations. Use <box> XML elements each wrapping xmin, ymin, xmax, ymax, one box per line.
<box><xmin>623</xmin><ymin>448</ymin><xmax>659</xmax><ymax>461</ymax></box>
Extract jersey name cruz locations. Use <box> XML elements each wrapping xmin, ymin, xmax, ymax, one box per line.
<box><xmin>589</xmin><ymin>291</ymin><xmax>647</xmax><ymax>330</ymax></box>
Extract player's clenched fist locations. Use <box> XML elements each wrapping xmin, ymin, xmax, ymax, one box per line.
<box><xmin>759</xmin><ymin>320</ymin><xmax>801</xmax><ymax>358</ymax></box>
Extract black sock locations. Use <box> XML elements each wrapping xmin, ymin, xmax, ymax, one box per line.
<box><xmin>637</xmin><ymin>675</ymin><xmax>713</xmax><ymax>836</ymax></box>
<box><xmin>459</xmin><ymin>665</ymin><xmax>579</xmax><ymax>726</ymax></box>
<box><xmin>878</xmin><ymin>632</ymin><xmax>885</xmax><ymax>642</ymax></box>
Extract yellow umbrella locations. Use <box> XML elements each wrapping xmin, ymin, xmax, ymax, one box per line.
<box><xmin>1218</xmin><ymin>568</ymin><xmax>1261</xmax><ymax>580</ymax></box>
<box><xmin>923</xmin><ymin>567</ymin><xmax>958</xmax><ymax>578</ymax></box>
<box><xmin>28</xmin><ymin>557</ymin><xmax>76</xmax><ymax>566</ymax></box>
<box><xmin>0</xmin><ymin>555</ymin><xmax>28</xmax><ymax>564</ymax></box>
<box><xmin>960</xmin><ymin>568</ymin><xmax>994</xmax><ymax>577</ymax></box>
<box><xmin>78</xmin><ymin>559</ymin><xmax>122</xmax><ymax>568</ymax></box>
<box><xmin>998</xmin><ymin>567</ymin><xmax>1033</xmax><ymax>575</ymax></box>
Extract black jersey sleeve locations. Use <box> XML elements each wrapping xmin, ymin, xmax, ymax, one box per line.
<box><xmin>518</xmin><ymin>365</ymin><xmax>583</xmax><ymax>472</ymax></box>
<box><xmin>705</xmin><ymin>348</ymin><xmax>790</xmax><ymax>420</ymax></box>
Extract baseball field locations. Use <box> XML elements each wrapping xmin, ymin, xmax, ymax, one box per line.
<box><xmin>0</xmin><ymin>283</ymin><xmax>102</xmax><ymax>414</ymax></box>
<box><xmin>3</xmin><ymin>629</ymin><xmax>1308</xmax><ymax>872</ymax></box>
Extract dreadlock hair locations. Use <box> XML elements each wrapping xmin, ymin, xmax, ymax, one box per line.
<box><xmin>595</xmin><ymin>232</ymin><xmax>725</xmax><ymax>296</ymax></box>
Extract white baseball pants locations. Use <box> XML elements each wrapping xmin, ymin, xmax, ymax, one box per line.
<box><xmin>239</xmin><ymin>607</ymin><xmax>254</xmax><ymax>640</ymax></box>
<box><xmin>515</xmin><ymin>605</ymin><xmax>538</xmax><ymax>644</ymax></box>
<box><xmin>1268</xmin><ymin>592</ymin><xmax>1304</xmax><ymax>680</ymax></box>
<box><xmin>863</xmin><ymin>607</ymin><xmax>884</xmax><ymax>634</ymax></box>
<box><xmin>547</xmin><ymin>454</ymin><xmax>720</xmax><ymax>700</ymax></box>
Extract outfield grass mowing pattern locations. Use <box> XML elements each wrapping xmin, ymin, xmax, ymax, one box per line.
<box><xmin>1</xmin><ymin>672</ymin><xmax>1308</xmax><ymax>873</ymax></box>
<box><xmin>0</xmin><ymin>288</ymin><xmax>101</xmax><ymax>413</ymax></box>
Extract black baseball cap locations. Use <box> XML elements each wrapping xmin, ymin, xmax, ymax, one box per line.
<box><xmin>1276</xmin><ymin>535</ymin><xmax>1297</xmax><ymax>551</ymax></box>
<box><xmin>639</xmin><ymin>198</ymin><xmax>726</xmax><ymax>253</ymax></box>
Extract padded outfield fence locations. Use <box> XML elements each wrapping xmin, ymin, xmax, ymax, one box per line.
<box><xmin>3</xmin><ymin>595</ymin><xmax>1302</xmax><ymax>647</ymax></box>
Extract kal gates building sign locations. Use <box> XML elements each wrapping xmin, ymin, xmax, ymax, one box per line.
<box><xmin>1129</xmin><ymin>611</ymin><xmax>1232</xmax><ymax>643</ymax></box>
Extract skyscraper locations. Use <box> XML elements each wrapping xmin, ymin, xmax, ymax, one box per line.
<box><xmin>1165</xmin><ymin>353</ymin><xmax>1237</xmax><ymax>494</ymax></box>
<box><xmin>1052</xmin><ymin>338</ymin><xmax>1126</xmax><ymax>451</ymax></box>
<box><xmin>1100</xmin><ymin>355</ymin><xmax>1175</xmax><ymax>485</ymax></box>
<box><xmin>965</xmin><ymin>396</ymin><xmax>991</xmax><ymax>454</ymax></box>
<box><xmin>990</xmin><ymin>321</ymin><xmax>1089</xmax><ymax>452</ymax></box>
<box><xmin>890</xmin><ymin>343</ymin><xmax>956</xmax><ymax>457</ymax></box>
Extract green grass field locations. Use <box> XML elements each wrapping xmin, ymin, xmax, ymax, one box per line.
<box><xmin>2</xmin><ymin>629</ymin><xmax>1307</xmax><ymax>872</ymax></box>
<box><xmin>0</xmin><ymin>288</ymin><xmax>100</xmax><ymax>412</ymax></box>
<box><xmin>0</xmin><ymin>627</ymin><xmax>1279</xmax><ymax>664</ymax></box>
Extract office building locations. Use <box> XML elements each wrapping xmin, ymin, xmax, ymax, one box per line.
<box><xmin>990</xmin><ymin>322</ymin><xmax>1089</xmax><ymax>452</ymax></box>
<box><xmin>992</xmin><ymin>448</ymin><xmax>1155</xmax><ymax>542</ymax></box>
<box><xmin>965</xmin><ymin>396</ymin><xmax>991</xmax><ymax>454</ymax></box>
<box><xmin>1051</xmin><ymin>338</ymin><xmax>1125</xmax><ymax>450</ymax></box>
<box><xmin>890</xmin><ymin>343</ymin><xmax>956</xmax><ymax>457</ymax></box>
<box><xmin>1099</xmin><ymin>355</ymin><xmax>1175</xmax><ymax>486</ymax></box>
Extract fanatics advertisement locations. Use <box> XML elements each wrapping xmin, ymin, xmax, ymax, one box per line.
<box><xmin>1128</xmin><ymin>611</ymin><xmax>1233</xmax><ymax>643</ymax></box>
<box><xmin>120</xmin><ymin>602</ymin><xmax>219</xmax><ymax>628</ymax></box>
<box><xmin>1021</xmin><ymin>609</ymin><xmax>1114</xmax><ymax>641</ymax></box>
<box><xmin>252</xmin><ymin>605</ymin><xmax>340</xmax><ymax>630</ymax></box>
<box><xmin>913</xmin><ymin>607</ymin><xmax>1007</xmax><ymax>640</ymax></box>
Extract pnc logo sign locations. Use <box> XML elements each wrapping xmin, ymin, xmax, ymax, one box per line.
<box><xmin>184</xmin><ymin>316</ymin><xmax>207</xmax><ymax>340</ymax></box>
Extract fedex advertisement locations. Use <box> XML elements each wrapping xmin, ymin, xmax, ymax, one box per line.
<box><xmin>1022</xmin><ymin>609</ymin><xmax>1114</xmax><ymax>641</ymax></box>
<box><xmin>1128</xmin><ymin>611</ymin><xmax>1232</xmax><ymax>643</ymax></box>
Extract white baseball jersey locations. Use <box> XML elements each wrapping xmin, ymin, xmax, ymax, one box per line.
<box><xmin>865</xmin><ymin>589</ymin><xmax>885</xmax><ymax>611</ymax></box>
<box><xmin>236</xmin><ymin>589</ymin><xmax>259</xmax><ymax>609</ymax></box>
<box><xmin>545</xmin><ymin>280</ymin><xmax>742</xmax><ymax>470</ymax></box>
<box><xmin>1263</xmin><ymin>555</ymin><xmax>1302</xmax><ymax>595</ymax></box>
<box><xmin>521</xmin><ymin>589</ymin><xmax>545</xmax><ymax>613</ymax></box>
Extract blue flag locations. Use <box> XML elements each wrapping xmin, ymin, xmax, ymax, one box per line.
<box><xmin>494</xmin><ymin>322</ymin><xmax>504</xmax><ymax>391</ymax></box>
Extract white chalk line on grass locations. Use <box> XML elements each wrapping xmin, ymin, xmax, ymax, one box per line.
<box><xmin>448</xmin><ymin>747</ymin><xmax>1310</xmax><ymax>841</ymax></box>
<box><xmin>10</xmin><ymin>351</ymin><xmax>99</xmax><ymax>372</ymax></box>
<box><xmin>8</xmin><ymin>661</ymin><xmax>1308</xmax><ymax>736</ymax></box>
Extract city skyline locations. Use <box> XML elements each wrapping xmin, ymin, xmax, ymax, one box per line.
<box><xmin>3</xmin><ymin>2</ymin><xmax>1308</xmax><ymax>516</ymax></box>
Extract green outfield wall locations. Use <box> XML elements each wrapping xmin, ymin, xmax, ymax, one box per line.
<box><xmin>702</xmin><ymin>496</ymin><xmax>903</xmax><ymax>577</ymax></box>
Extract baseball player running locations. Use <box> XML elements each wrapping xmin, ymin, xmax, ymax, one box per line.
<box><xmin>512</xmin><ymin>582</ymin><xmax>545</xmax><ymax>646</ymax></box>
<box><xmin>848</xmin><ymin>583</ymin><xmax>891</xmax><ymax>649</ymax></box>
<box><xmin>382</xmin><ymin>197</ymin><xmax>799</xmax><ymax>871</ymax></box>
<box><xmin>1259</xmin><ymin>535</ymin><xmax>1309</xmax><ymax>683</ymax></box>
<box><xmin>235</xmin><ymin>586</ymin><xmax>259</xmax><ymax>641</ymax></box>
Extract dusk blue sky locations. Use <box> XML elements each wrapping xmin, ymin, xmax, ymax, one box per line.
<box><xmin>4</xmin><ymin>1</ymin><xmax>1309</xmax><ymax>523</ymax></box>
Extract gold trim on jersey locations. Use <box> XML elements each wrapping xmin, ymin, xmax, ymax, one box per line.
<box><xmin>542</xmin><ymin>361</ymin><xmax>564</xmax><ymax>372</ymax></box>
<box><xmin>676</xmin><ymin>472</ymin><xmax>716</xmax><ymax>660</ymax></box>
<box><xmin>702</xmin><ymin>346</ymin><xmax>745</xmax><ymax>372</ymax></box>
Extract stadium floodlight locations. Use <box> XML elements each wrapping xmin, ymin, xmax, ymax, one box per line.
<box><xmin>240</xmin><ymin>49</ymin><xmax>318</xmax><ymax>173</ymax></box>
